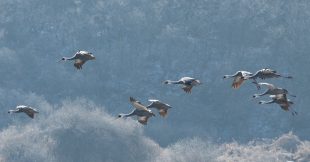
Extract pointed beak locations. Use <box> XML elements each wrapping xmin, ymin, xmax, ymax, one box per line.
<box><xmin>58</xmin><ymin>58</ymin><xmax>66</xmax><ymax>62</ymax></box>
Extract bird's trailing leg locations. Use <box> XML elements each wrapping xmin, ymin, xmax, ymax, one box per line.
<box><xmin>252</xmin><ymin>79</ymin><xmax>261</xmax><ymax>90</ymax></box>
<box><xmin>278</xmin><ymin>74</ymin><xmax>293</xmax><ymax>79</ymax></box>
<box><xmin>291</xmin><ymin>110</ymin><xmax>298</xmax><ymax>116</ymax></box>
<box><xmin>283</xmin><ymin>75</ymin><xmax>293</xmax><ymax>79</ymax></box>
<box><xmin>285</xmin><ymin>76</ymin><xmax>293</xmax><ymax>79</ymax></box>
<box><xmin>253</xmin><ymin>90</ymin><xmax>268</xmax><ymax>98</ymax></box>
<box><xmin>289</xmin><ymin>107</ymin><xmax>298</xmax><ymax>116</ymax></box>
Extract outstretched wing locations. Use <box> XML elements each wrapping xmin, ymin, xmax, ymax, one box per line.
<box><xmin>138</xmin><ymin>116</ymin><xmax>149</xmax><ymax>125</ymax></box>
<box><xmin>24</xmin><ymin>111</ymin><xmax>34</xmax><ymax>119</ymax></box>
<box><xmin>276</xmin><ymin>93</ymin><xmax>287</xmax><ymax>100</ymax></box>
<box><xmin>129</xmin><ymin>97</ymin><xmax>148</xmax><ymax>111</ymax></box>
<box><xmin>23</xmin><ymin>108</ymin><xmax>38</xmax><ymax>119</ymax></box>
<box><xmin>83</xmin><ymin>53</ymin><xmax>94</xmax><ymax>59</ymax></box>
<box><xmin>182</xmin><ymin>85</ymin><xmax>193</xmax><ymax>93</ymax></box>
<box><xmin>147</xmin><ymin>100</ymin><xmax>171</xmax><ymax>117</ymax></box>
<box><xmin>232</xmin><ymin>76</ymin><xmax>244</xmax><ymax>89</ymax></box>
<box><xmin>279</xmin><ymin>102</ymin><xmax>290</xmax><ymax>111</ymax></box>
<box><xmin>148</xmin><ymin>99</ymin><xmax>159</xmax><ymax>103</ymax></box>
<box><xmin>74</xmin><ymin>59</ymin><xmax>85</xmax><ymax>69</ymax></box>
<box><xmin>158</xmin><ymin>109</ymin><xmax>168</xmax><ymax>117</ymax></box>
<box><xmin>146</xmin><ymin>101</ymin><xmax>156</xmax><ymax>109</ymax></box>
<box><xmin>257</xmin><ymin>69</ymin><xmax>278</xmax><ymax>79</ymax></box>
<box><xmin>78</xmin><ymin>51</ymin><xmax>91</xmax><ymax>55</ymax></box>
<box><xmin>259</xmin><ymin>82</ymin><xmax>275</xmax><ymax>89</ymax></box>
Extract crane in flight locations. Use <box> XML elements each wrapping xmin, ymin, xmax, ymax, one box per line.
<box><xmin>164</xmin><ymin>77</ymin><xmax>201</xmax><ymax>93</ymax></box>
<box><xmin>259</xmin><ymin>94</ymin><xmax>297</xmax><ymax>115</ymax></box>
<box><xmin>249</xmin><ymin>68</ymin><xmax>292</xmax><ymax>80</ymax></box>
<box><xmin>8</xmin><ymin>105</ymin><xmax>39</xmax><ymax>119</ymax></box>
<box><xmin>223</xmin><ymin>71</ymin><xmax>260</xmax><ymax>89</ymax></box>
<box><xmin>60</xmin><ymin>50</ymin><xmax>95</xmax><ymax>70</ymax></box>
<box><xmin>253</xmin><ymin>82</ymin><xmax>296</xmax><ymax>98</ymax></box>
<box><xmin>146</xmin><ymin>99</ymin><xmax>172</xmax><ymax>117</ymax></box>
<box><xmin>118</xmin><ymin>97</ymin><xmax>155</xmax><ymax>125</ymax></box>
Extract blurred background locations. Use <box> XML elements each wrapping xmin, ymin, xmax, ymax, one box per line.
<box><xmin>0</xmin><ymin>0</ymin><xmax>309</xmax><ymax>161</ymax></box>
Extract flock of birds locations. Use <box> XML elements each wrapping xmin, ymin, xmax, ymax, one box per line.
<box><xmin>7</xmin><ymin>50</ymin><xmax>296</xmax><ymax>124</ymax></box>
<box><xmin>223</xmin><ymin>69</ymin><xmax>297</xmax><ymax>116</ymax></box>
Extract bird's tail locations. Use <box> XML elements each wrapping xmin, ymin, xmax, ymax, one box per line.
<box><xmin>251</xmin><ymin>80</ymin><xmax>261</xmax><ymax>90</ymax></box>
<box><xmin>283</xmin><ymin>75</ymin><xmax>293</xmax><ymax>79</ymax></box>
<box><xmin>279</xmin><ymin>74</ymin><xmax>293</xmax><ymax>79</ymax></box>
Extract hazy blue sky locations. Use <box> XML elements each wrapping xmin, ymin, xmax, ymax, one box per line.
<box><xmin>0</xmin><ymin>0</ymin><xmax>309</xmax><ymax>161</ymax></box>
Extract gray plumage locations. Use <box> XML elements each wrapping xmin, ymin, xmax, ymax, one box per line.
<box><xmin>147</xmin><ymin>99</ymin><xmax>172</xmax><ymax>117</ymax></box>
<box><xmin>164</xmin><ymin>77</ymin><xmax>201</xmax><ymax>93</ymax></box>
<box><xmin>253</xmin><ymin>82</ymin><xmax>296</xmax><ymax>98</ymax></box>
<box><xmin>259</xmin><ymin>94</ymin><xmax>297</xmax><ymax>115</ymax></box>
<box><xmin>118</xmin><ymin>97</ymin><xmax>155</xmax><ymax>125</ymax></box>
<box><xmin>249</xmin><ymin>68</ymin><xmax>293</xmax><ymax>80</ymax></box>
<box><xmin>223</xmin><ymin>71</ymin><xmax>259</xmax><ymax>89</ymax></box>
<box><xmin>8</xmin><ymin>105</ymin><xmax>39</xmax><ymax>119</ymax></box>
<box><xmin>60</xmin><ymin>50</ymin><xmax>95</xmax><ymax>69</ymax></box>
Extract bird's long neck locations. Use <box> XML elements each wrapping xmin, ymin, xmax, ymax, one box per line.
<box><xmin>9</xmin><ymin>110</ymin><xmax>19</xmax><ymax>113</ymax></box>
<box><xmin>248</xmin><ymin>72</ymin><xmax>258</xmax><ymax>79</ymax></box>
<box><xmin>125</xmin><ymin>113</ymin><xmax>135</xmax><ymax>117</ymax></box>
<box><xmin>64</xmin><ymin>56</ymin><xmax>76</xmax><ymax>60</ymax></box>
<box><xmin>120</xmin><ymin>110</ymin><xmax>136</xmax><ymax>117</ymax></box>
<box><xmin>254</xmin><ymin>90</ymin><xmax>269</xmax><ymax>97</ymax></box>
<box><xmin>119</xmin><ymin>113</ymin><xmax>130</xmax><ymax>118</ymax></box>
<box><xmin>166</xmin><ymin>80</ymin><xmax>183</xmax><ymax>84</ymax></box>
<box><xmin>262</xmin><ymin>100</ymin><xmax>276</xmax><ymax>104</ymax></box>
<box><xmin>224</xmin><ymin>74</ymin><xmax>237</xmax><ymax>78</ymax></box>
